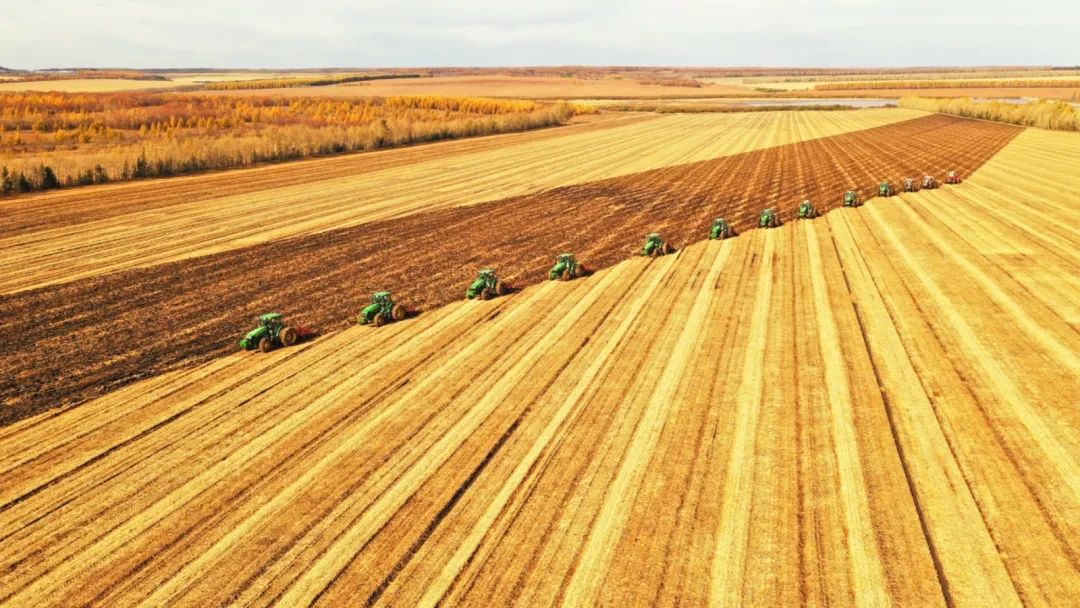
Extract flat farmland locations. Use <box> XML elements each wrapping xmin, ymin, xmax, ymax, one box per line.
<box><xmin>0</xmin><ymin>78</ymin><xmax>181</xmax><ymax>92</ymax></box>
<box><xmin>0</xmin><ymin>113</ymin><xmax>1018</xmax><ymax>420</ymax></box>
<box><xmin>201</xmin><ymin>74</ymin><xmax>757</xmax><ymax>99</ymax></box>
<box><xmin>796</xmin><ymin>86</ymin><xmax>1080</xmax><ymax>100</ymax></box>
<box><xmin>0</xmin><ymin>108</ymin><xmax>924</xmax><ymax>294</ymax></box>
<box><xmin>1</xmin><ymin>126</ymin><xmax>1076</xmax><ymax>604</ymax></box>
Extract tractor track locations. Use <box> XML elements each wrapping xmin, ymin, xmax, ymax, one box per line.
<box><xmin>0</xmin><ymin>121</ymin><xmax>1078</xmax><ymax>606</ymax></box>
<box><xmin>0</xmin><ymin>114</ymin><xmax>1019</xmax><ymax>423</ymax></box>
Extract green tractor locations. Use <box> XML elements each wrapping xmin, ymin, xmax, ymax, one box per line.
<box><xmin>843</xmin><ymin>190</ymin><xmax>861</xmax><ymax>207</ymax></box>
<box><xmin>710</xmin><ymin>217</ymin><xmax>734</xmax><ymax>240</ymax></box>
<box><xmin>878</xmin><ymin>182</ymin><xmax>896</xmax><ymax>197</ymax></box>
<box><xmin>759</xmin><ymin>207</ymin><xmax>780</xmax><ymax>228</ymax></box>
<box><xmin>358</xmin><ymin>291</ymin><xmax>407</xmax><ymax>327</ymax></box>
<box><xmin>466</xmin><ymin>269</ymin><xmax>508</xmax><ymax>300</ymax></box>
<box><xmin>239</xmin><ymin>313</ymin><xmax>309</xmax><ymax>353</ymax></box>
<box><xmin>796</xmin><ymin>199</ymin><xmax>820</xmax><ymax>219</ymax></box>
<box><xmin>549</xmin><ymin>253</ymin><xmax>585</xmax><ymax>281</ymax></box>
<box><xmin>642</xmin><ymin>233</ymin><xmax>674</xmax><ymax>257</ymax></box>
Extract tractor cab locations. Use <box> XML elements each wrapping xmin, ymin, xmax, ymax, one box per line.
<box><xmin>259</xmin><ymin>312</ymin><xmax>283</xmax><ymax>328</ymax></box>
<box><xmin>710</xmin><ymin>218</ymin><xmax>732</xmax><ymax>240</ymax></box>
<box><xmin>843</xmin><ymin>190</ymin><xmax>860</xmax><ymax>207</ymax></box>
<box><xmin>373</xmin><ymin>291</ymin><xmax>392</xmax><ymax>305</ymax></box>
<box><xmin>759</xmin><ymin>207</ymin><xmax>779</xmax><ymax>228</ymax></box>
<box><xmin>642</xmin><ymin>233</ymin><xmax>672</xmax><ymax>256</ymax></box>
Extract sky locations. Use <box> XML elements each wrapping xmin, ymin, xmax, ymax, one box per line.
<box><xmin>2</xmin><ymin>0</ymin><xmax>1077</xmax><ymax>69</ymax></box>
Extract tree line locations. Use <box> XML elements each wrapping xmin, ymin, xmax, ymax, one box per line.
<box><xmin>899</xmin><ymin>97</ymin><xmax>1078</xmax><ymax>131</ymax></box>
<box><xmin>0</xmin><ymin>95</ymin><xmax>588</xmax><ymax>196</ymax></box>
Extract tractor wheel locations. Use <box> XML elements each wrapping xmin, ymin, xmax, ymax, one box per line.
<box><xmin>480</xmin><ymin>287</ymin><xmax>493</xmax><ymax>300</ymax></box>
<box><xmin>258</xmin><ymin>337</ymin><xmax>273</xmax><ymax>353</ymax></box>
<box><xmin>662</xmin><ymin>242</ymin><xmax>673</xmax><ymax>255</ymax></box>
<box><xmin>495</xmin><ymin>280</ymin><xmax>507</xmax><ymax>296</ymax></box>
<box><xmin>649</xmin><ymin>248</ymin><xmax>659</xmax><ymax>258</ymax></box>
<box><xmin>373</xmin><ymin>313</ymin><xmax>386</xmax><ymax>327</ymax></box>
<box><xmin>574</xmin><ymin>264</ymin><xmax>586</xmax><ymax>278</ymax></box>
<box><xmin>562</xmin><ymin>269</ymin><xmax>572</xmax><ymax>281</ymax></box>
<box><xmin>391</xmin><ymin>304</ymin><xmax>406</xmax><ymax>321</ymax></box>
<box><xmin>280</xmin><ymin>326</ymin><xmax>298</xmax><ymax>347</ymax></box>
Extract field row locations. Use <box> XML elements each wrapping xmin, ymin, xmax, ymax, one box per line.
<box><xmin>0</xmin><ymin>114</ymin><xmax>649</xmax><ymax>237</ymax></box>
<box><xmin>0</xmin><ymin>139</ymin><xmax>1075</xmax><ymax>604</ymax></box>
<box><xmin>0</xmin><ymin>114</ymin><xmax>1020</xmax><ymax>422</ymax></box>
<box><xmin>0</xmin><ymin>109</ymin><xmax>924</xmax><ymax>293</ymax></box>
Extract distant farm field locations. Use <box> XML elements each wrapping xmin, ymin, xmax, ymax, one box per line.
<box><xmin>797</xmin><ymin>87</ymin><xmax>1080</xmax><ymax>100</ymax></box>
<box><xmin>0</xmin><ymin>78</ymin><xmax>180</xmax><ymax>92</ymax></box>
<box><xmin>201</xmin><ymin>74</ymin><xmax>758</xmax><ymax>99</ymax></box>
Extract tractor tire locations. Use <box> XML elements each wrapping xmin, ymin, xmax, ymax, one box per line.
<box><xmin>649</xmin><ymin>248</ymin><xmax>659</xmax><ymax>258</ymax></box>
<box><xmin>495</xmin><ymin>280</ymin><xmax>507</xmax><ymax>296</ymax></box>
<box><xmin>561</xmin><ymin>269</ymin><xmax>572</xmax><ymax>281</ymax></box>
<box><xmin>574</xmin><ymin>264</ymin><xmax>586</xmax><ymax>278</ymax></box>
<box><xmin>280</xmin><ymin>326</ymin><xmax>298</xmax><ymax>347</ymax></box>
<box><xmin>662</xmin><ymin>242</ymin><xmax>673</xmax><ymax>255</ymax></box>
<box><xmin>373</xmin><ymin>313</ymin><xmax>386</xmax><ymax>327</ymax></box>
<box><xmin>391</xmin><ymin>304</ymin><xmax>406</xmax><ymax>322</ymax></box>
<box><xmin>258</xmin><ymin>337</ymin><xmax>273</xmax><ymax>353</ymax></box>
<box><xmin>480</xmin><ymin>287</ymin><xmax>493</xmax><ymax>300</ymax></box>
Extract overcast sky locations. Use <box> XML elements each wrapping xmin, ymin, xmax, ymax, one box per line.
<box><xmin>3</xmin><ymin>0</ymin><xmax>1077</xmax><ymax>69</ymax></box>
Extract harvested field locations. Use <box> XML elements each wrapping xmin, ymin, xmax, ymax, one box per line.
<box><xmin>1</xmin><ymin>129</ymin><xmax>1076</xmax><ymax>604</ymax></box>
<box><xmin>797</xmin><ymin>86</ymin><xmax>1080</xmax><ymax>100</ymax></box>
<box><xmin>0</xmin><ymin>113</ymin><xmax>643</xmax><ymax>238</ymax></box>
<box><xmin>0</xmin><ymin>109</ymin><xmax>924</xmax><ymax>293</ymax></box>
<box><xmin>0</xmin><ymin>114</ymin><xmax>1019</xmax><ymax>422</ymax></box>
<box><xmin>201</xmin><ymin>74</ymin><xmax>757</xmax><ymax>99</ymax></box>
<box><xmin>0</xmin><ymin>78</ymin><xmax>180</xmax><ymax>92</ymax></box>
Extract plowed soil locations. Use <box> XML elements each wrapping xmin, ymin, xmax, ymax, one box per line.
<box><xmin>0</xmin><ymin>114</ymin><xmax>1020</xmax><ymax>423</ymax></box>
<box><xmin>0</xmin><ymin>125</ymin><xmax>1075</xmax><ymax>606</ymax></box>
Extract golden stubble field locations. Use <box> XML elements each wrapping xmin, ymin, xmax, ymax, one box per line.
<box><xmin>0</xmin><ymin>125</ymin><xmax>1076</xmax><ymax>606</ymax></box>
